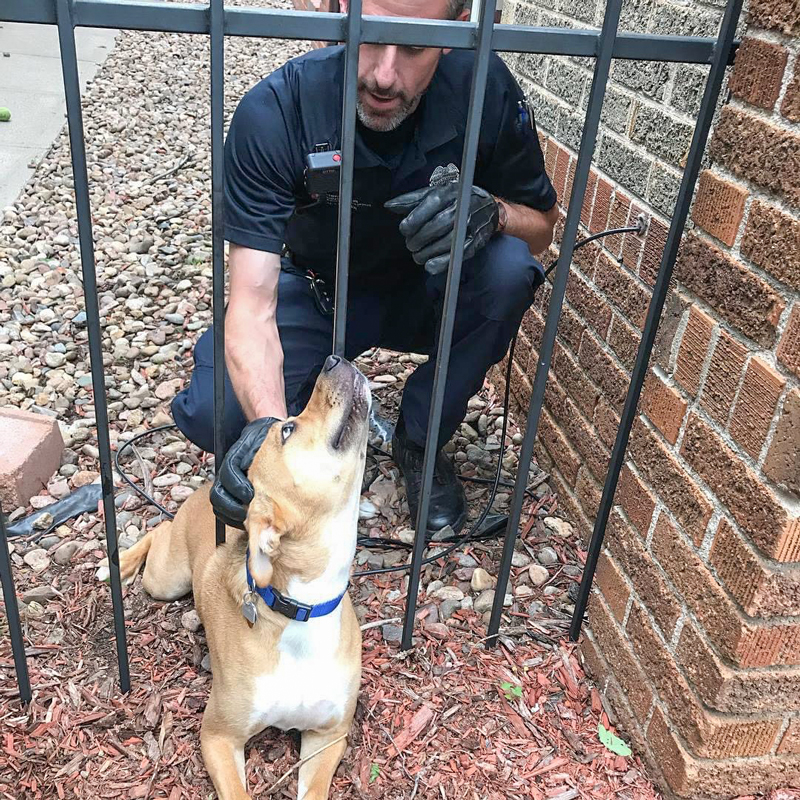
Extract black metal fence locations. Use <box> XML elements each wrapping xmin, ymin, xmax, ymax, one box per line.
<box><xmin>0</xmin><ymin>0</ymin><xmax>742</xmax><ymax>701</ymax></box>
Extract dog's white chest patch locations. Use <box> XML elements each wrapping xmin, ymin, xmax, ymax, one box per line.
<box><xmin>250</xmin><ymin>609</ymin><xmax>350</xmax><ymax>732</ymax></box>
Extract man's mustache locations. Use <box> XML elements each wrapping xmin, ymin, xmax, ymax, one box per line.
<box><xmin>358</xmin><ymin>82</ymin><xmax>410</xmax><ymax>103</ymax></box>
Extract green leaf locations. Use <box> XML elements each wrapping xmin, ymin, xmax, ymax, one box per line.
<box><xmin>511</xmin><ymin>685</ymin><xmax>523</xmax><ymax>698</ymax></box>
<box><xmin>500</xmin><ymin>682</ymin><xmax>512</xmax><ymax>691</ymax></box>
<box><xmin>369</xmin><ymin>763</ymin><xmax>380</xmax><ymax>784</ymax></box>
<box><xmin>598</xmin><ymin>723</ymin><xmax>632</xmax><ymax>757</ymax></box>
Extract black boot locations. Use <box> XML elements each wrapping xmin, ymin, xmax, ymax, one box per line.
<box><xmin>392</xmin><ymin>421</ymin><xmax>467</xmax><ymax>536</ymax></box>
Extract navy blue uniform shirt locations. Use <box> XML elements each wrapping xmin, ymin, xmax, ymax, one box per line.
<box><xmin>224</xmin><ymin>46</ymin><xmax>556</xmax><ymax>282</ymax></box>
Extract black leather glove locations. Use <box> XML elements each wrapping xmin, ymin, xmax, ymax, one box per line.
<box><xmin>210</xmin><ymin>417</ymin><xmax>279</xmax><ymax>529</ymax></box>
<box><xmin>385</xmin><ymin>183</ymin><xmax>500</xmax><ymax>275</ymax></box>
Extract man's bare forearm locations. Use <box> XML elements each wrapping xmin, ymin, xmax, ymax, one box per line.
<box><xmin>226</xmin><ymin>246</ymin><xmax>287</xmax><ymax>421</ymax></box>
<box><xmin>497</xmin><ymin>198</ymin><xmax>560</xmax><ymax>256</ymax></box>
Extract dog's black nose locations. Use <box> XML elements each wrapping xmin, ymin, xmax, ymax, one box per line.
<box><xmin>323</xmin><ymin>355</ymin><xmax>342</xmax><ymax>373</ymax></box>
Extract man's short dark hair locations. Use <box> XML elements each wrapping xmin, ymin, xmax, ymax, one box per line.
<box><xmin>447</xmin><ymin>0</ymin><xmax>468</xmax><ymax>18</ymax></box>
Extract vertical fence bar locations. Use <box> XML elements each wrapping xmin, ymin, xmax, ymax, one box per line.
<box><xmin>569</xmin><ymin>0</ymin><xmax>744</xmax><ymax>641</ymax></box>
<box><xmin>55</xmin><ymin>0</ymin><xmax>130</xmax><ymax>691</ymax></box>
<box><xmin>400</xmin><ymin>0</ymin><xmax>497</xmax><ymax>651</ymax></box>
<box><xmin>332</xmin><ymin>0</ymin><xmax>363</xmax><ymax>355</ymax></box>
<box><xmin>210</xmin><ymin>0</ymin><xmax>226</xmax><ymax>546</ymax></box>
<box><xmin>0</xmin><ymin>507</ymin><xmax>31</xmax><ymax>704</ymax></box>
<box><xmin>487</xmin><ymin>0</ymin><xmax>623</xmax><ymax>644</ymax></box>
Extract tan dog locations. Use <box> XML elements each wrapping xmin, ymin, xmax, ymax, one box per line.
<box><xmin>98</xmin><ymin>356</ymin><xmax>370</xmax><ymax>799</ymax></box>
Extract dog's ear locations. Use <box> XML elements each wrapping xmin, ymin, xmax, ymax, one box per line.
<box><xmin>245</xmin><ymin>498</ymin><xmax>288</xmax><ymax>588</ymax></box>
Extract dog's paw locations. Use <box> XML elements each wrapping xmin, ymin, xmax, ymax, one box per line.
<box><xmin>95</xmin><ymin>557</ymin><xmax>136</xmax><ymax>587</ymax></box>
<box><xmin>96</xmin><ymin>559</ymin><xmax>111</xmax><ymax>584</ymax></box>
<box><xmin>359</xmin><ymin>498</ymin><xmax>378</xmax><ymax>520</ymax></box>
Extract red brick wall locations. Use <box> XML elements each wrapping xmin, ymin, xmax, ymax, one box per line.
<box><xmin>499</xmin><ymin>0</ymin><xmax>800</xmax><ymax>796</ymax></box>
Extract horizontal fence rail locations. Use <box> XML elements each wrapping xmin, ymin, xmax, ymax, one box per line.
<box><xmin>3</xmin><ymin>0</ymin><xmax>734</xmax><ymax>64</ymax></box>
<box><xmin>0</xmin><ymin>0</ymin><xmax>740</xmax><ymax>703</ymax></box>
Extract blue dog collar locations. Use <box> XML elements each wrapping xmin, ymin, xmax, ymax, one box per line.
<box><xmin>245</xmin><ymin>549</ymin><xmax>347</xmax><ymax>623</ymax></box>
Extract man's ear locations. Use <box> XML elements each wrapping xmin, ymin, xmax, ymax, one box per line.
<box><xmin>245</xmin><ymin>498</ymin><xmax>288</xmax><ymax>588</ymax></box>
<box><xmin>443</xmin><ymin>8</ymin><xmax>474</xmax><ymax>55</ymax></box>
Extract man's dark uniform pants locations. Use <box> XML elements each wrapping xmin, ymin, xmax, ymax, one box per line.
<box><xmin>172</xmin><ymin>234</ymin><xmax>544</xmax><ymax>455</ymax></box>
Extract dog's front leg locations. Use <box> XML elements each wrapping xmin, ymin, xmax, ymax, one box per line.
<box><xmin>297</xmin><ymin>726</ymin><xmax>349</xmax><ymax>800</ymax></box>
<box><xmin>200</xmin><ymin>693</ymin><xmax>251</xmax><ymax>800</ymax></box>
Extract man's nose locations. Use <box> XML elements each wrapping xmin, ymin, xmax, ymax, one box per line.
<box><xmin>372</xmin><ymin>45</ymin><xmax>399</xmax><ymax>90</ymax></box>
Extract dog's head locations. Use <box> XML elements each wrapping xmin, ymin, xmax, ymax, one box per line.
<box><xmin>245</xmin><ymin>356</ymin><xmax>371</xmax><ymax>586</ymax></box>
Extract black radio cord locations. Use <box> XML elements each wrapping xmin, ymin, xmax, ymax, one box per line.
<box><xmin>115</xmin><ymin>223</ymin><xmax>644</xmax><ymax>578</ymax></box>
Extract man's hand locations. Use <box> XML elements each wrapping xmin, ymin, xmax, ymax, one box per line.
<box><xmin>385</xmin><ymin>183</ymin><xmax>500</xmax><ymax>275</ymax></box>
<box><xmin>210</xmin><ymin>417</ymin><xmax>279</xmax><ymax>528</ymax></box>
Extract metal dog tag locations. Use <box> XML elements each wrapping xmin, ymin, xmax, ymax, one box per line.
<box><xmin>242</xmin><ymin>592</ymin><xmax>258</xmax><ymax>626</ymax></box>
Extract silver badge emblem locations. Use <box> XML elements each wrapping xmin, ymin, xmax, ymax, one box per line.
<box><xmin>242</xmin><ymin>591</ymin><xmax>258</xmax><ymax>625</ymax></box>
<box><xmin>429</xmin><ymin>163</ymin><xmax>460</xmax><ymax>188</ymax></box>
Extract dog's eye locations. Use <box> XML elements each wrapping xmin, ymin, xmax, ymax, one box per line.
<box><xmin>281</xmin><ymin>423</ymin><xmax>295</xmax><ymax>443</ymax></box>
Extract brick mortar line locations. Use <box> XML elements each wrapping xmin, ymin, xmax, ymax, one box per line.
<box><xmin>670</xmin><ymin>284</ymin><xmax>799</xmax><ymax>431</ymax></box>
<box><xmin>579</xmin><ymin>621</ymin><xmax>666</xmax><ymax>783</ymax></box>
<box><xmin>640</xmin><ymin>408</ymin><xmax>800</xmax><ymax>580</ymax></box>
<box><xmin>633</xmin><ymin>360</ymin><xmax>800</xmax><ymax>576</ymax></box>
<box><xmin>655</xmin><ymin>692</ymin><xmax>799</xmax><ymax>764</ymax></box>
<box><xmin>543</xmin><ymin>126</ymin><xmax>671</xmax><ymax>239</ymax></box>
<box><xmin>741</xmin><ymin>25</ymin><xmax>800</xmax><ymax>54</ymax></box>
<box><xmin>595</xmin><ymin>569</ymin><xmax>800</xmax><ymax>730</ymax></box>
<box><xmin>532</xmin><ymin>65</ymin><xmax>710</xmax><ymax>151</ymax></box>
<box><xmin>696</xmin><ymin>177</ymin><xmax>800</xmax><ymax>303</ymax></box>
<box><xmin>643</xmin><ymin>398</ymin><xmax>800</xmax><ymax>535</ymax></box>
<box><xmin>621</xmin><ymin>588</ymin><xmax>635</xmax><ymax>628</ymax></box>
<box><xmin>707</xmin><ymin>161</ymin><xmax>800</xmax><ymax>226</ymax></box>
<box><xmin>686</xmin><ymin>593</ymin><xmax>800</xmax><ymax>676</ymax></box>
<box><xmin>581</xmin><ymin>323</ymin><xmax>645</xmax><ymax>395</ymax></box>
<box><xmin>756</xmin><ymin>381</ymin><xmax>795</xmax><ymax>471</ymax></box>
<box><xmin>553</xmin><ymin>245</ymin><xmax>660</xmax><ymax>364</ymax></box>
<box><xmin>775</xmin><ymin>47</ymin><xmax>798</xmax><ymax>124</ymax></box>
<box><xmin>672</xmin><ymin>264</ymin><xmax>799</xmax><ymax>386</ymax></box>
<box><xmin>591</xmin><ymin>498</ymin><xmax>800</xmax><ymax>722</ymax></box>
<box><xmin>671</xmin><ymin>319</ymin><xmax>721</xmax><ymax>453</ymax></box>
<box><xmin>590</xmin><ymin>586</ymin><xmax>663</xmax><ymax>697</ymax></box>
<box><xmin>717</xmin><ymin>507</ymin><xmax>800</xmax><ymax>577</ymax></box>
<box><xmin>545</xmin><ymin>456</ymin><xmax>594</xmax><ymax>529</ymax></box>
<box><xmin>771</xmin><ymin>717</ymin><xmax>793</xmax><ymax>756</ymax></box>
<box><xmin>521</xmin><ymin>79</ymin><xmax>575</xmax><ymax>124</ymax></box>
<box><xmin>721</xmin><ymin>351</ymin><xmax>756</xmax><ymax>431</ymax></box>
<box><xmin>666</xmin><ymin>304</ymin><xmax>692</xmax><ymax>375</ymax></box>
<box><xmin>730</xmin><ymin>184</ymin><xmax>757</xmax><ymax>260</ymax></box>
<box><xmin>726</xmin><ymin>93</ymin><xmax>800</xmax><ymax>141</ymax></box>
<box><xmin>579</xmin><ymin>619</ymin><xmax>645</xmax><ymax>731</ymax></box>
<box><xmin>643</xmin><ymin>497</ymin><xmax>665</xmax><ymax>549</ymax></box>
<box><xmin>528</xmin><ymin>5</ymin><xmax>601</xmax><ymax>33</ymax></box>
<box><xmin>591</xmin><ymin>64</ymin><xmax>710</xmax><ymax>129</ymax></box>
<box><xmin>522</xmin><ymin>0</ymin><xmax>731</xmax><ymax>126</ymax></box>
<box><xmin>545</xmin><ymin>275</ymin><xmax>796</xmax><ymax>523</ymax></box>
<box><xmin>607</xmin><ymin>72</ymin><xmax>713</xmax><ymax>129</ymax></box>
<box><xmin>670</xmin><ymin>607</ymin><xmax>688</xmax><ymax>649</ymax></box>
<box><xmin>619</xmin><ymin>550</ymin><xmax>800</xmax><ymax>708</ymax></box>
<box><xmin>699</xmin><ymin>509</ymin><xmax>724</xmax><ymax>561</ymax></box>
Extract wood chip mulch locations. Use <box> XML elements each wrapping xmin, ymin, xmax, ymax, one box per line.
<box><xmin>1</xmin><ymin>371</ymin><xmax>797</xmax><ymax>800</ymax></box>
<box><xmin>1</xmin><ymin>569</ymin><xmax>654</xmax><ymax>800</ymax></box>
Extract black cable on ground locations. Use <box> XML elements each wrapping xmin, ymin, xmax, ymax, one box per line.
<box><xmin>112</xmin><ymin>338</ymin><xmax>525</xmax><ymax>580</ymax></box>
<box><xmin>353</xmin><ymin>331</ymin><xmax>521</xmax><ymax>578</ymax></box>
<box><xmin>114</xmin><ymin>223</ymin><xmax>645</xmax><ymax>577</ymax></box>
<box><xmin>115</xmin><ymin>424</ymin><xmax>178</xmax><ymax>519</ymax></box>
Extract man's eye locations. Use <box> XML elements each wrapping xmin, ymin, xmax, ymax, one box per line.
<box><xmin>281</xmin><ymin>423</ymin><xmax>295</xmax><ymax>443</ymax></box>
<box><xmin>403</xmin><ymin>45</ymin><xmax>427</xmax><ymax>54</ymax></box>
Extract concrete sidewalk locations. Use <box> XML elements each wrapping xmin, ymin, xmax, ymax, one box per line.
<box><xmin>0</xmin><ymin>22</ymin><xmax>118</xmax><ymax>208</ymax></box>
